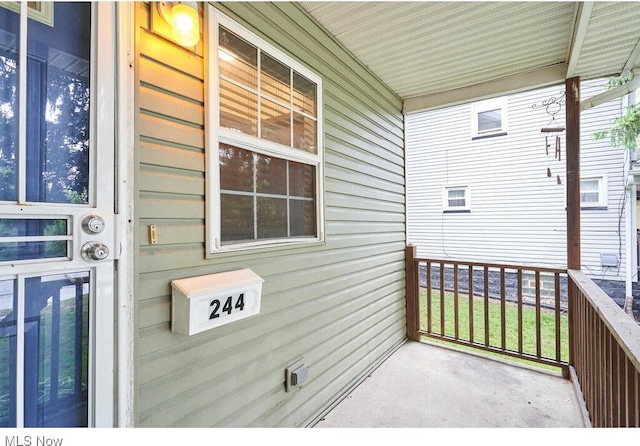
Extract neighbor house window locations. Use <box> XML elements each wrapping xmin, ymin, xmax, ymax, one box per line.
<box><xmin>471</xmin><ymin>97</ymin><xmax>508</xmax><ymax>138</ymax></box>
<box><xmin>207</xmin><ymin>7</ymin><xmax>324</xmax><ymax>252</ymax></box>
<box><xmin>443</xmin><ymin>186</ymin><xmax>470</xmax><ymax>212</ymax></box>
<box><xmin>580</xmin><ymin>176</ymin><xmax>607</xmax><ymax>208</ymax></box>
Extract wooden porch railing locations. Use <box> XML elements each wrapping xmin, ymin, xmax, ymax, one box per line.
<box><xmin>405</xmin><ymin>245</ymin><xmax>569</xmax><ymax>374</ymax></box>
<box><xmin>405</xmin><ymin>245</ymin><xmax>640</xmax><ymax>427</ymax></box>
<box><xmin>568</xmin><ymin>269</ymin><xmax>640</xmax><ymax>427</ymax></box>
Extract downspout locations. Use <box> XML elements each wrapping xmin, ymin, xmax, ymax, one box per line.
<box><xmin>624</xmin><ymin>89</ymin><xmax>638</xmax><ymax>316</ymax></box>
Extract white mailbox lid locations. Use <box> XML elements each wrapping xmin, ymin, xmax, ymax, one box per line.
<box><xmin>171</xmin><ymin>268</ymin><xmax>264</xmax><ymax>298</ymax></box>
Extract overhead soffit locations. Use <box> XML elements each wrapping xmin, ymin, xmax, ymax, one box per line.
<box><xmin>299</xmin><ymin>2</ymin><xmax>640</xmax><ymax>110</ymax></box>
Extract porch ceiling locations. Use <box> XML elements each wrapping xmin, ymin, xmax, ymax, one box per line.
<box><xmin>299</xmin><ymin>1</ymin><xmax>640</xmax><ymax>112</ymax></box>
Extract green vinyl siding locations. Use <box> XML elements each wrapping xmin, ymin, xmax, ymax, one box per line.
<box><xmin>134</xmin><ymin>2</ymin><xmax>406</xmax><ymax>427</ymax></box>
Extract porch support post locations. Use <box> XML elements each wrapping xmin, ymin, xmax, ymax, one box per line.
<box><xmin>566</xmin><ymin>77</ymin><xmax>581</xmax><ymax>270</ymax></box>
<box><xmin>405</xmin><ymin>245</ymin><xmax>420</xmax><ymax>341</ymax></box>
<box><xmin>566</xmin><ymin>76</ymin><xmax>581</xmax><ymax>369</ymax></box>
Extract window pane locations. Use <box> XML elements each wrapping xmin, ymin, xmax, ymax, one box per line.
<box><xmin>261</xmin><ymin>98</ymin><xmax>290</xmax><ymax>146</ymax></box>
<box><xmin>220</xmin><ymin>79</ymin><xmax>258</xmax><ymax>136</ymax></box>
<box><xmin>289</xmin><ymin>162</ymin><xmax>314</xmax><ymax>198</ymax></box>
<box><xmin>221</xmin><ymin>194</ymin><xmax>254</xmax><ymax>242</ymax></box>
<box><xmin>261</xmin><ymin>52</ymin><xmax>290</xmax><ymax>104</ymax></box>
<box><xmin>219</xmin><ymin>26</ymin><xmax>257</xmax><ymax>90</ymax></box>
<box><xmin>257</xmin><ymin>197</ymin><xmax>287</xmax><ymax>239</ymax></box>
<box><xmin>24</xmin><ymin>272</ymin><xmax>89</xmax><ymax>427</ymax></box>
<box><xmin>219</xmin><ymin>145</ymin><xmax>254</xmax><ymax>192</ymax></box>
<box><xmin>290</xmin><ymin>199</ymin><xmax>316</xmax><ymax>237</ymax></box>
<box><xmin>0</xmin><ymin>218</ymin><xmax>68</xmax><ymax>262</ymax></box>
<box><xmin>0</xmin><ymin>7</ymin><xmax>20</xmax><ymax>202</ymax></box>
<box><xmin>26</xmin><ymin>3</ymin><xmax>91</xmax><ymax>204</ymax></box>
<box><xmin>256</xmin><ymin>154</ymin><xmax>286</xmax><ymax>195</ymax></box>
<box><xmin>580</xmin><ymin>180</ymin><xmax>600</xmax><ymax>203</ymax></box>
<box><xmin>447</xmin><ymin>189</ymin><xmax>466</xmax><ymax>208</ymax></box>
<box><xmin>293</xmin><ymin>112</ymin><xmax>316</xmax><ymax>153</ymax></box>
<box><xmin>293</xmin><ymin>71</ymin><xmax>316</xmax><ymax>116</ymax></box>
<box><xmin>0</xmin><ymin>278</ymin><xmax>16</xmax><ymax>427</ymax></box>
<box><xmin>477</xmin><ymin>108</ymin><xmax>501</xmax><ymax>133</ymax></box>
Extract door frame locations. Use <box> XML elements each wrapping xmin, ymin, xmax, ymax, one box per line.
<box><xmin>114</xmin><ymin>0</ymin><xmax>135</xmax><ymax>428</ymax></box>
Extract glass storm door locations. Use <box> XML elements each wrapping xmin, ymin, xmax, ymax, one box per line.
<box><xmin>0</xmin><ymin>2</ymin><xmax>115</xmax><ymax>427</ymax></box>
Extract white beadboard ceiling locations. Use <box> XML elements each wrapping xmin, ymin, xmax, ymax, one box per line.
<box><xmin>299</xmin><ymin>1</ymin><xmax>640</xmax><ymax>112</ymax></box>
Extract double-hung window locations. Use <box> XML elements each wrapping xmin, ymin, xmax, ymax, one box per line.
<box><xmin>207</xmin><ymin>8</ymin><xmax>324</xmax><ymax>253</ymax></box>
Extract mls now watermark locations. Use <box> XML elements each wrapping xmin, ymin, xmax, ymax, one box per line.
<box><xmin>5</xmin><ymin>436</ymin><xmax>63</xmax><ymax>446</ymax></box>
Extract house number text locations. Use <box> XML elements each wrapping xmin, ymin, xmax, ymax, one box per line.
<box><xmin>209</xmin><ymin>293</ymin><xmax>245</xmax><ymax>319</ymax></box>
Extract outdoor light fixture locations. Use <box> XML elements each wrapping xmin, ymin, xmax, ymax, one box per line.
<box><xmin>157</xmin><ymin>1</ymin><xmax>200</xmax><ymax>48</ymax></box>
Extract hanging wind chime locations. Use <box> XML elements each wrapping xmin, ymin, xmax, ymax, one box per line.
<box><xmin>532</xmin><ymin>91</ymin><xmax>566</xmax><ymax>184</ymax></box>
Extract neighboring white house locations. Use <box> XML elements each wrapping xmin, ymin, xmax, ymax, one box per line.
<box><xmin>406</xmin><ymin>79</ymin><xmax>636</xmax><ymax>283</ymax></box>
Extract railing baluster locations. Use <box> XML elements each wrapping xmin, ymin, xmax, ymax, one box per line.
<box><xmin>468</xmin><ymin>265</ymin><xmax>474</xmax><ymax>344</ymax></box>
<box><xmin>440</xmin><ymin>262</ymin><xmax>445</xmax><ymax>336</ymax></box>
<box><xmin>535</xmin><ymin>271</ymin><xmax>541</xmax><ymax>358</ymax></box>
<box><xmin>500</xmin><ymin>268</ymin><xmax>506</xmax><ymax>351</ymax></box>
<box><xmin>554</xmin><ymin>272</ymin><xmax>561</xmax><ymax>362</ymax></box>
<box><xmin>517</xmin><ymin>269</ymin><xmax>523</xmax><ymax>354</ymax></box>
<box><xmin>454</xmin><ymin>263</ymin><xmax>459</xmax><ymax>340</ymax></box>
<box><xmin>426</xmin><ymin>261</ymin><xmax>432</xmax><ymax>334</ymax></box>
<box><xmin>483</xmin><ymin>266</ymin><xmax>489</xmax><ymax>347</ymax></box>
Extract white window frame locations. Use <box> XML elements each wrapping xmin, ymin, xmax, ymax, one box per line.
<box><xmin>580</xmin><ymin>175</ymin><xmax>607</xmax><ymax>208</ymax></box>
<box><xmin>206</xmin><ymin>6</ymin><xmax>324</xmax><ymax>254</ymax></box>
<box><xmin>443</xmin><ymin>185</ymin><xmax>471</xmax><ymax>212</ymax></box>
<box><xmin>471</xmin><ymin>97</ymin><xmax>508</xmax><ymax>138</ymax></box>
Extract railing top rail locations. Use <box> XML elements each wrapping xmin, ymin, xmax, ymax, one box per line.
<box><xmin>413</xmin><ymin>256</ymin><xmax>567</xmax><ymax>275</ymax></box>
<box><xmin>568</xmin><ymin>269</ymin><xmax>640</xmax><ymax>370</ymax></box>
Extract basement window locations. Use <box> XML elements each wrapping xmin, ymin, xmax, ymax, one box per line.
<box><xmin>206</xmin><ymin>7</ymin><xmax>324</xmax><ymax>253</ymax></box>
<box><xmin>471</xmin><ymin>97</ymin><xmax>508</xmax><ymax>139</ymax></box>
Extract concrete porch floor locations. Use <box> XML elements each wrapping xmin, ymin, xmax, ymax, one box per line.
<box><xmin>314</xmin><ymin>340</ymin><xmax>588</xmax><ymax>428</ymax></box>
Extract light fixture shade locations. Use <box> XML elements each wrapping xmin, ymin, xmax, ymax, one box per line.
<box><xmin>171</xmin><ymin>2</ymin><xmax>200</xmax><ymax>47</ymax></box>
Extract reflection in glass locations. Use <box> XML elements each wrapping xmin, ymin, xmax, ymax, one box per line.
<box><xmin>0</xmin><ymin>218</ymin><xmax>68</xmax><ymax>262</ymax></box>
<box><xmin>477</xmin><ymin>108</ymin><xmax>501</xmax><ymax>133</ymax></box>
<box><xmin>219</xmin><ymin>145</ymin><xmax>254</xmax><ymax>192</ymax></box>
<box><xmin>0</xmin><ymin>279</ymin><xmax>16</xmax><ymax>427</ymax></box>
<box><xmin>257</xmin><ymin>197</ymin><xmax>287</xmax><ymax>239</ymax></box>
<box><xmin>293</xmin><ymin>72</ymin><xmax>316</xmax><ymax>116</ymax></box>
<box><xmin>256</xmin><ymin>154</ymin><xmax>286</xmax><ymax>195</ymax></box>
<box><xmin>261</xmin><ymin>98</ymin><xmax>290</xmax><ymax>146</ymax></box>
<box><xmin>221</xmin><ymin>194</ymin><xmax>254</xmax><ymax>242</ymax></box>
<box><xmin>24</xmin><ymin>272</ymin><xmax>89</xmax><ymax>427</ymax></box>
<box><xmin>219</xmin><ymin>78</ymin><xmax>258</xmax><ymax>136</ymax></box>
<box><xmin>0</xmin><ymin>7</ymin><xmax>20</xmax><ymax>202</ymax></box>
<box><xmin>290</xmin><ymin>199</ymin><xmax>316</xmax><ymax>237</ymax></box>
<box><xmin>219</xmin><ymin>26</ymin><xmax>257</xmax><ymax>89</ymax></box>
<box><xmin>261</xmin><ymin>52</ymin><xmax>289</xmax><ymax>104</ymax></box>
<box><xmin>26</xmin><ymin>2</ymin><xmax>91</xmax><ymax>204</ymax></box>
<box><xmin>289</xmin><ymin>162</ymin><xmax>315</xmax><ymax>198</ymax></box>
<box><xmin>293</xmin><ymin>112</ymin><xmax>316</xmax><ymax>153</ymax></box>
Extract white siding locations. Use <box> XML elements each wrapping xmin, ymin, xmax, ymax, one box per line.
<box><xmin>406</xmin><ymin>80</ymin><xmax>630</xmax><ymax>281</ymax></box>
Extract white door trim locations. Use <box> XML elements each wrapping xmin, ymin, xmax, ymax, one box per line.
<box><xmin>115</xmin><ymin>0</ymin><xmax>136</xmax><ymax>428</ymax></box>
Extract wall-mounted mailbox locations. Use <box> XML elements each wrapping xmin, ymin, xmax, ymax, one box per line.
<box><xmin>171</xmin><ymin>268</ymin><xmax>264</xmax><ymax>336</ymax></box>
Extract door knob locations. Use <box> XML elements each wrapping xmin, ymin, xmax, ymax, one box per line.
<box><xmin>82</xmin><ymin>241</ymin><xmax>110</xmax><ymax>261</ymax></box>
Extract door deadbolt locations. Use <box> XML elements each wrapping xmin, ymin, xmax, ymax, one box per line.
<box><xmin>82</xmin><ymin>215</ymin><xmax>105</xmax><ymax>234</ymax></box>
<box><xmin>82</xmin><ymin>241</ymin><xmax>110</xmax><ymax>261</ymax></box>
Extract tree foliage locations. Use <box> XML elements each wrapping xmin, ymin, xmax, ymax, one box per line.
<box><xmin>593</xmin><ymin>74</ymin><xmax>640</xmax><ymax>151</ymax></box>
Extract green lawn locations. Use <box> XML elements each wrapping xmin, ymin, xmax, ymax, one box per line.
<box><xmin>419</xmin><ymin>289</ymin><xmax>569</xmax><ymax>367</ymax></box>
